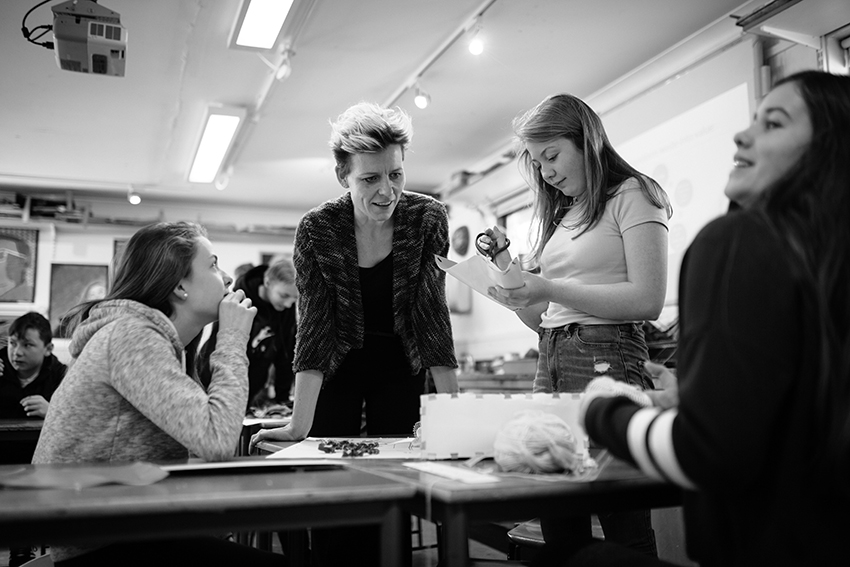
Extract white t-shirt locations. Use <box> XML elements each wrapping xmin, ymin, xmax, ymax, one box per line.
<box><xmin>539</xmin><ymin>178</ymin><xmax>668</xmax><ymax>328</ymax></box>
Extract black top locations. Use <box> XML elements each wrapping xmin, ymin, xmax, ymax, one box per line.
<box><xmin>292</xmin><ymin>191</ymin><xmax>457</xmax><ymax>381</ymax></box>
<box><xmin>585</xmin><ymin>210</ymin><xmax>846</xmax><ymax>566</ymax></box>
<box><xmin>359</xmin><ymin>253</ymin><xmax>395</xmax><ymax>337</ymax></box>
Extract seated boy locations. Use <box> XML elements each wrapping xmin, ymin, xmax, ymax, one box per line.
<box><xmin>0</xmin><ymin>311</ymin><xmax>68</xmax><ymax>451</ymax></box>
<box><xmin>0</xmin><ymin>312</ymin><xmax>68</xmax><ymax>566</ymax></box>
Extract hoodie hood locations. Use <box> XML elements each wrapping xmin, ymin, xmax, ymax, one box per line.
<box><xmin>69</xmin><ymin>299</ymin><xmax>183</xmax><ymax>360</ymax></box>
<box><xmin>234</xmin><ymin>264</ymin><xmax>267</xmax><ymax>303</ymax></box>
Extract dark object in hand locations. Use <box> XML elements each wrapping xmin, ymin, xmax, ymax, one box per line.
<box><xmin>475</xmin><ymin>232</ymin><xmax>511</xmax><ymax>260</ymax></box>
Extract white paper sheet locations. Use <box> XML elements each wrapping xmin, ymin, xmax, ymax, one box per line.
<box><xmin>434</xmin><ymin>254</ymin><xmax>524</xmax><ymax>310</ymax></box>
<box><xmin>267</xmin><ymin>437</ymin><xmax>421</xmax><ymax>460</ymax></box>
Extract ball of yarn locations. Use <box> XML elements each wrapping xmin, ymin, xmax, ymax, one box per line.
<box><xmin>493</xmin><ymin>410</ymin><xmax>582</xmax><ymax>474</ymax></box>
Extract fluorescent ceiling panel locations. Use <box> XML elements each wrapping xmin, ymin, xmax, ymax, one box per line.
<box><xmin>188</xmin><ymin>112</ymin><xmax>242</xmax><ymax>184</ymax></box>
<box><xmin>234</xmin><ymin>0</ymin><xmax>295</xmax><ymax>49</ymax></box>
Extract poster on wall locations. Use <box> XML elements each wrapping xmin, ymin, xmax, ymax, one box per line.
<box><xmin>0</xmin><ymin>227</ymin><xmax>38</xmax><ymax>304</ymax></box>
<box><xmin>49</xmin><ymin>264</ymin><xmax>109</xmax><ymax>338</ymax></box>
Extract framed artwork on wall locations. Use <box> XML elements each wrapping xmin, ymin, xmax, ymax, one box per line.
<box><xmin>0</xmin><ymin>314</ymin><xmax>16</xmax><ymax>348</ymax></box>
<box><xmin>0</xmin><ymin>226</ymin><xmax>38</xmax><ymax>304</ymax></box>
<box><xmin>49</xmin><ymin>264</ymin><xmax>109</xmax><ymax>338</ymax></box>
<box><xmin>0</xmin><ymin>222</ymin><xmax>54</xmax><ymax>319</ymax></box>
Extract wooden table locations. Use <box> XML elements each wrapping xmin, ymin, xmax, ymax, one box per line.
<box><xmin>377</xmin><ymin>456</ymin><xmax>682</xmax><ymax>567</ymax></box>
<box><xmin>0</xmin><ymin>459</ymin><xmax>416</xmax><ymax>567</ymax></box>
<box><xmin>258</xmin><ymin>441</ymin><xmax>683</xmax><ymax>567</ymax></box>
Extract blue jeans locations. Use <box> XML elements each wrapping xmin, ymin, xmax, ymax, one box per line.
<box><xmin>535</xmin><ymin>323</ymin><xmax>658</xmax><ymax>557</ymax></box>
<box><xmin>533</xmin><ymin>323</ymin><xmax>652</xmax><ymax>394</ymax></box>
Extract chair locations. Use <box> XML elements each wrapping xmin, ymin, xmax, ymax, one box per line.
<box><xmin>506</xmin><ymin>519</ymin><xmax>545</xmax><ymax>561</ymax></box>
<box><xmin>506</xmin><ymin>516</ymin><xmax>605</xmax><ymax>561</ymax></box>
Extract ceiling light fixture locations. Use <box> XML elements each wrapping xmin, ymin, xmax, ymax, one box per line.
<box><xmin>127</xmin><ymin>188</ymin><xmax>141</xmax><ymax>205</ymax></box>
<box><xmin>468</xmin><ymin>21</ymin><xmax>484</xmax><ymax>55</ymax></box>
<box><xmin>383</xmin><ymin>0</ymin><xmax>498</xmax><ymax>109</ymax></box>
<box><xmin>230</xmin><ymin>0</ymin><xmax>296</xmax><ymax>50</ymax></box>
<box><xmin>275</xmin><ymin>50</ymin><xmax>293</xmax><ymax>80</ymax></box>
<box><xmin>214</xmin><ymin>166</ymin><xmax>234</xmax><ymax>191</ymax></box>
<box><xmin>414</xmin><ymin>85</ymin><xmax>431</xmax><ymax>109</ymax></box>
<box><xmin>188</xmin><ymin>105</ymin><xmax>247</xmax><ymax>184</ymax></box>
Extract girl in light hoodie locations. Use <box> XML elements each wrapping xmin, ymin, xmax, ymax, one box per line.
<box><xmin>34</xmin><ymin>221</ymin><xmax>283</xmax><ymax>566</ymax></box>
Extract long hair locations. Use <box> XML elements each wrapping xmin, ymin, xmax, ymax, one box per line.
<box><xmin>512</xmin><ymin>93</ymin><xmax>671</xmax><ymax>265</ymax></box>
<box><xmin>751</xmin><ymin>71</ymin><xmax>850</xmax><ymax>483</ymax></box>
<box><xmin>62</xmin><ymin>222</ymin><xmax>206</xmax><ymax>336</ymax></box>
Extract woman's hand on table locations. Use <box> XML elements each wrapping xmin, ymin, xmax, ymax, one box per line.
<box><xmin>249</xmin><ymin>424</ymin><xmax>305</xmax><ymax>451</ymax></box>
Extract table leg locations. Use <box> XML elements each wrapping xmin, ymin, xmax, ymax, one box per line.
<box><xmin>439</xmin><ymin>505</ymin><xmax>470</xmax><ymax>567</ymax></box>
<box><xmin>380</xmin><ymin>504</ymin><xmax>411</xmax><ymax>567</ymax></box>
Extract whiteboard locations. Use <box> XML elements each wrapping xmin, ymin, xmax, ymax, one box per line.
<box><xmin>617</xmin><ymin>82</ymin><xmax>750</xmax><ymax>308</ymax></box>
<box><xmin>601</xmin><ymin>39</ymin><xmax>755</xmax><ymax>324</ymax></box>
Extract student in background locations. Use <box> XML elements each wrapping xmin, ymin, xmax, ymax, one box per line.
<box><xmin>233</xmin><ymin>262</ymin><xmax>254</xmax><ymax>281</ymax></box>
<box><xmin>0</xmin><ymin>311</ymin><xmax>66</xmax><ymax>423</ymax></box>
<box><xmin>199</xmin><ymin>256</ymin><xmax>298</xmax><ymax>412</ymax></box>
<box><xmin>33</xmin><ymin>221</ymin><xmax>283</xmax><ymax>566</ymax></box>
<box><xmin>577</xmin><ymin>70</ymin><xmax>850</xmax><ymax>566</ymax></box>
<box><xmin>0</xmin><ymin>312</ymin><xmax>68</xmax><ymax>567</ymax></box>
<box><xmin>235</xmin><ymin>257</ymin><xmax>298</xmax><ymax>408</ymax></box>
<box><xmin>480</xmin><ymin>93</ymin><xmax>672</xmax><ymax>557</ymax></box>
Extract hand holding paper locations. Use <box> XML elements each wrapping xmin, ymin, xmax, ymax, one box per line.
<box><xmin>435</xmin><ymin>254</ymin><xmax>525</xmax><ymax>310</ymax></box>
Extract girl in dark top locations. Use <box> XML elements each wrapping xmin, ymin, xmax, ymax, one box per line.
<box><xmin>575</xmin><ymin>70</ymin><xmax>850</xmax><ymax>567</ymax></box>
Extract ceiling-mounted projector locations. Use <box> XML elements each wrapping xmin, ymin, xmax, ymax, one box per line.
<box><xmin>51</xmin><ymin>0</ymin><xmax>127</xmax><ymax>76</ymax></box>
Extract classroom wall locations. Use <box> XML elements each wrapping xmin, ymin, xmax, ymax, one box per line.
<box><xmin>0</xmin><ymin>201</ymin><xmax>295</xmax><ymax>361</ymax></box>
<box><xmin>445</xmin><ymin>37</ymin><xmax>762</xmax><ymax>362</ymax></box>
<box><xmin>4</xmin><ymin>31</ymin><xmax>841</xmax><ymax>366</ymax></box>
<box><xmin>446</xmin><ymin>26</ymin><xmax>845</xmax><ymax>362</ymax></box>
<box><xmin>446</xmin><ymin>205</ymin><xmax>539</xmax><ymax>362</ymax></box>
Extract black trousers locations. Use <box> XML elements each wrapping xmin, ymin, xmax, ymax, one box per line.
<box><xmin>309</xmin><ymin>336</ymin><xmax>423</xmax><ymax>567</ymax></box>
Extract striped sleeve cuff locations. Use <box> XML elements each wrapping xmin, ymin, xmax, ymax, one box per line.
<box><xmin>626</xmin><ymin>407</ymin><xmax>697</xmax><ymax>489</ymax></box>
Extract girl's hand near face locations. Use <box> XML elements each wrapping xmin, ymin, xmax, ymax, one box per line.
<box><xmin>218</xmin><ymin>289</ymin><xmax>257</xmax><ymax>334</ymax></box>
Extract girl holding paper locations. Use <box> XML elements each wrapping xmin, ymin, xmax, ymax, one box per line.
<box><xmin>479</xmin><ymin>93</ymin><xmax>671</xmax><ymax>556</ymax></box>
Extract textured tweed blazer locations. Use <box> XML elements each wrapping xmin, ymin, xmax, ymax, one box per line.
<box><xmin>293</xmin><ymin>191</ymin><xmax>457</xmax><ymax>382</ymax></box>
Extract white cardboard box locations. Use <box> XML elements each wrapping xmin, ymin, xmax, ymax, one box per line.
<box><xmin>419</xmin><ymin>392</ymin><xmax>587</xmax><ymax>460</ymax></box>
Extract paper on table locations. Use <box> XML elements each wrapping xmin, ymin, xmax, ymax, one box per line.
<box><xmin>435</xmin><ymin>254</ymin><xmax>525</xmax><ymax>311</ymax></box>
<box><xmin>267</xmin><ymin>437</ymin><xmax>421</xmax><ymax>460</ymax></box>
<box><xmin>0</xmin><ymin>461</ymin><xmax>168</xmax><ymax>489</ymax></box>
